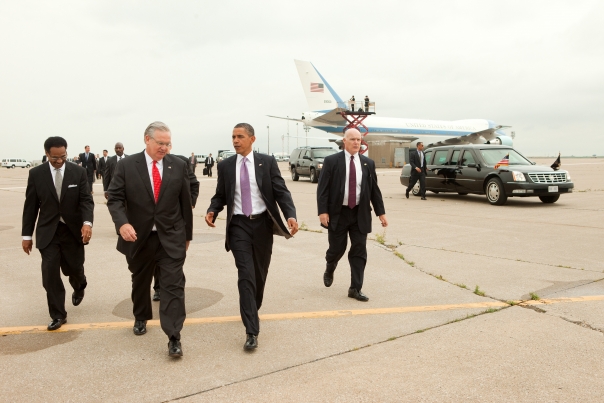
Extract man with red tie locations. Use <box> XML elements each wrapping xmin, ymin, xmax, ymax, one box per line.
<box><xmin>107</xmin><ymin>121</ymin><xmax>193</xmax><ymax>357</ymax></box>
<box><xmin>205</xmin><ymin>123</ymin><xmax>298</xmax><ymax>351</ymax></box>
<box><xmin>316</xmin><ymin>128</ymin><xmax>387</xmax><ymax>301</ymax></box>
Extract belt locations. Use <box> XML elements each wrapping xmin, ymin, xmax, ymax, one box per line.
<box><xmin>236</xmin><ymin>211</ymin><xmax>267</xmax><ymax>220</ymax></box>
<box><xmin>342</xmin><ymin>205</ymin><xmax>359</xmax><ymax>209</ymax></box>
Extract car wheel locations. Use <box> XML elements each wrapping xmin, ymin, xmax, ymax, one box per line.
<box><xmin>26</xmin><ymin>164</ymin><xmax>31</xmax><ymax>168</ymax></box>
<box><xmin>457</xmin><ymin>192</ymin><xmax>468</xmax><ymax>195</ymax></box>
<box><xmin>291</xmin><ymin>166</ymin><xmax>299</xmax><ymax>181</ymax></box>
<box><xmin>310</xmin><ymin>168</ymin><xmax>318</xmax><ymax>183</ymax></box>
<box><xmin>411</xmin><ymin>182</ymin><xmax>420</xmax><ymax>196</ymax></box>
<box><xmin>11</xmin><ymin>165</ymin><xmax>15</xmax><ymax>169</ymax></box>
<box><xmin>485</xmin><ymin>177</ymin><xmax>507</xmax><ymax>205</ymax></box>
<box><xmin>539</xmin><ymin>195</ymin><xmax>560</xmax><ymax>203</ymax></box>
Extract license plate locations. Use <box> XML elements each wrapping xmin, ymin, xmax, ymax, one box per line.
<box><xmin>548</xmin><ymin>186</ymin><xmax>558</xmax><ymax>192</ymax></box>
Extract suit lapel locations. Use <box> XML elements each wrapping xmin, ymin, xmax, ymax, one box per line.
<box><xmin>360</xmin><ymin>155</ymin><xmax>370</xmax><ymax>198</ymax></box>
<box><xmin>60</xmin><ymin>163</ymin><xmax>73</xmax><ymax>203</ymax></box>
<box><xmin>229</xmin><ymin>156</ymin><xmax>237</xmax><ymax>202</ymax></box>
<box><xmin>254</xmin><ymin>152</ymin><xmax>263</xmax><ymax>191</ymax></box>
<box><xmin>134</xmin><ymin>152</ymin><xmax>154</xmax><ymax>202</ymax></box>
<box><xmin>43</xmin><ymin>163</ymin><xmax>59</xmax><ymax>202</ymax></box>
<box><xmin>339</xmin><ymin>152</ymin><xmax>346</xmax><ymax>197</ymax></box>
<box><xmin>157</xmin><ymin>155</ymin><xmax>173</xmax><ymax>204</ymax></box>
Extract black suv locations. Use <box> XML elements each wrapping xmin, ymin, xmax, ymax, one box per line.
<box><xmin>289</xmin><ymin>147</ymin><xmax>338</xmax><ymax>183</ymax></box>
<box><xmin>400</xmin><ymin>145</ymin><xmax>574</xmax><ymax>205</ymax></box>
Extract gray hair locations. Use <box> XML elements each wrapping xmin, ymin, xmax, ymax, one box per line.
<box><xmin>144</xmin><ymin>121</ymin><xmax>171</xmax><ymax>139</ymax></box>
<box><xmin>234</xmin><ymin>123</ymin><xmax>255</xmax><ymax>137</ymax></box>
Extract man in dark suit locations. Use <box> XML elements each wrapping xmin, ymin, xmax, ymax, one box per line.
<box><xmin>152</xmin><ymin>144</ymin><xmax>200</xmax><ymax>302</ymax></box>
<box><xmin>78</xmin><ymin>145</ymin><xmax>97</xmax><ymax>194</ymax></box>
<box><xmin>317</xmin><ymin>128</ymin><xmax>387</xmax><ymax>302</ymax></box>
<box><xmin>97</xmin><ymin>150</ymin><xmax>108</xmax><ymax>182</ymax></box>
<box><xmin>205</xmin><ymin>153</ymin><xmax>215</xmax><ymax>177</ymax></box>
<box><xmin>189</xmin><ymin>153</ymin><xmax>198</xmax><ymax>173</ymax></box>
<box><xmin>107</xmin><ymin>122</ymin><xmax>192</xmax><ymax>358</ymax></box>
<box><xmin>406</xmin><ymin>141</ymin><xmax>428</xmax><ymax>200</ymax></box>
<box><xmin>21</xmin><ymin>136</ymin><xmax>94</xmax><ymax>330</ymax></box>
<box><xmin>205</xmin><ymin>123</ymin><xmax>298</xmax><ymax>351</ymax></box>
<box><xmin>103</xmin><ymin>142</ymin><xmax>126</xmax><ymax>200</ymax></box>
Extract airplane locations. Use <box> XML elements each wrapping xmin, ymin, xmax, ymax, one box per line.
<box><xmin>268</xmin><ymin>60</ymin><xmax>512</xmax><ymax>150</ymax></box>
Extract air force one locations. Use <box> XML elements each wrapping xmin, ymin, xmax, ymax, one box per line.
<box><xmin>268</xmin><ymin>60</ymin><xmax>513</xmax><ymax>148</ymax></box>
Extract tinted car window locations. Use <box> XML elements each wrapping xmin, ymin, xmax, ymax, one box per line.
<box><xmin>460</xmin><ymin>150</ymin><xmax>476</xmax><ymax>166</ymax></box>
<box><xmin>433</xmin><ymin>150</ymin><xmax>448</xmax><ymax>166</ymax></box>
<box><xmin>480</xmin><ymin>149</ymin><xmax>531</xmax><ymax>166</ymax></box>
<box><xmin>424</xmin><ymin>150</ymin><xmax>433</xmax><ymax>164</ymax></box>
<box><xmin>449</xmin><ymin>150</ymin><xmax>460</xmax><ymax>165</ymax></box>
<box><xmin>312</xmin><ymin>149</ymin><xmax>337</xmax><ymax>158</ymax></box>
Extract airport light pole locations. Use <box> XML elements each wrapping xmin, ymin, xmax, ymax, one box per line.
<box><xmin>296</xmin><ymin>123</ymin><xmax>299</xmax><ymax>148</ymax></box>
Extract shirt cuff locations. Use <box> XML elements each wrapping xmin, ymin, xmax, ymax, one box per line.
<box><xmin>22</xmin><ymin>236</ymin><xmax>32</xmax><ymax>241</ymax></box>
<box><xmin>287</xmin><ymin>217</ymin><xmax>296</xmax><ymax>222</ymax></box>
<box><xmin>83</xmin><ymin>222</ymin><xmax>93</xmax><ymax>228</ymax></box>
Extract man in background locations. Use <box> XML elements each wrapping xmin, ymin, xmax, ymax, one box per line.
<box><xmin>406</xmin><ymin>142</ymin><xmax>427</xmax><ymax>200</ymax></box>
<box><xmin>189</xmin><ymin>153</ymin><xmax>198</xmax><ymax>173</ymax></box>
<box><xmin>98</xmin><ymin>150</ymin><xmax>108</xmax><ymax>183</ymax></box>
<box><xmin>205</xmin><ymin>153</ymin><xmax>214</xmax><ymax>177</ymax></box>
<box><xmin>79</xmin><ymin>146</ymin><xmax>97</xmax><ymax>194</ymax></box>
<box><xmin>103</xmin><ymin>142</ymin><xmax>126</xmax><ymax>200</ymax></box>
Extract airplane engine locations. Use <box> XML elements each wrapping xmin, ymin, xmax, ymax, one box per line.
<box><xmin>489</xmin><ymin>136</ymin><xmax>514</xmax><ymax>147</ymax></box>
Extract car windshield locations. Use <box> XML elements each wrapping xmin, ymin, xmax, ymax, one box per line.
<box><xmin>480</xmin><ymin>149</ymin><xmax>531</xmax><ymax>166</ymax></box>
<box><xmin>312</xmin><ymin>149</ymin><xmax>337</xmax><ymax>158</ymax></box>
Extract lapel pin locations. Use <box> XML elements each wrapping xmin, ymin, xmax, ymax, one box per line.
<box><xmin>259</xmin><ymin>164</ymin><xmax>262</xmax><ymax>166</ymax></box>
<box><xmin>364</xmin><ymin>163</ymin><xmax>367</xmax><ymax>166</ymax></box>
<box><xmin>168</xmin><ymin>166</ymin><xmax>172</xmax><ymax>169</ymax></box>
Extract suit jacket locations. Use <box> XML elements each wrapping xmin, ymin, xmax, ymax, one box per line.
<box><xmin>102</xmin><ymin>154</ymin><xmax>128</xmax><ymax>191</ymax></box>
<box><xmin>207</xmin><ymin>152</ymin><xmax>296</xmax><ymax>252</ymax></box>
<box><xmin>78</xmin><ymin>152</ymin><xmax>97</xmax><ymax>177</ymax></box>
<box><xmin>204</xmin><ymin>157</ymin><xmax>214</xmax><ymax>167</ymax></box>
<box><xmin>98</xmin><ymin>156</ymin><xmax>108</xmax><ymax>175</ymax></box>
<box><xmin>317</xmin><ymin>151</ymin><xmax>385</xmax><ymax>235</ymax></box>
<box><xmin>174</xmin><ymin>154</ymin><xmax>200</xmax><ymax>207</ymax></box>
<box><xmin>107</xmin><ymin>151</ymin><xmax>193</xmax><ymax>259</ymax></box>
<box><xmin>189</xmin><ymin>155</ymin><xmax>198</xmax><ymax>165</ymax></box>
<box><xmin>409</xmin><ymin>150</ymin><xmax>427</xmax><ymax>174</ymax></box>
<box><xmin>22</xmin><ymin>162</ymin><xmax>94</xmax><ymax>250</ymax></box>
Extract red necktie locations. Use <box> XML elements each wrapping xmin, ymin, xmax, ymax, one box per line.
<box><xmin>152</xmin><ymin>160</ymin><xmax>162</xmax><ymax>203</ymax></box>
<box><xmin>348</xmin><ymin>155</ymin><xmax>356</xmax><ymax>209</ymax></box>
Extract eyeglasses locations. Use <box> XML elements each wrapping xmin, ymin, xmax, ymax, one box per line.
<box><xmin>150</xmin><ymin>137</ymin><xmax>171</xmax><ymax>148</ymax></box>
<box><xmin>48</xmin><ymin>155</ymin><xmax>68</xmax><ymax>161</ymax></box>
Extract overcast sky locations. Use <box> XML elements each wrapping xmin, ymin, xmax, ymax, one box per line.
<box><xmin>2</xmin><ymin>0</ymin><xmax>603</xmax><ymax>160</ymax></box>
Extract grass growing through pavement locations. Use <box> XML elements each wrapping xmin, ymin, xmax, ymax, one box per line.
<box><xmin>375</xmin><ymin>231</ymin><xmax>386</xmax><ymax>245</ymax></box>
<box><xmin>474</xmin><ymin>285</ymin><xmax>486</xmax><ymax>297</ymax></box>
<box><xmin>530</xmin><ymin>293</ymin><xmax>540</xmax><ymax>301</ymax></box>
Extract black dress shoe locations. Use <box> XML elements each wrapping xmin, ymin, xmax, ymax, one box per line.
<box><xmin>47</xmin><ymin>318</ymin><xmax>67</xmax><ymax>331</ymax></box>
<box><xmin>168</xmin><ymin>339</ymin><xmax>183</xmax><ymax>357</ymax></box>
<box><xmin>421</xmin><ymin>197</ymin><xmax>427</xmax><ymax>200</ymax></box>
<box><xmin>244</xmin><ymin>334</ymin><xmax>258</xmax><ymax>351</ymax></box>
<box><xmin>405</xmin><ymin>190</ymin><xmax>409</xmax><ymax>199</ymax></box>
<box><xmin>348</xmin><ymin>288</ymin><xmax>369</xmax><ymax>302</ymax></box>
<box><xmin>323</xmin><ymin>271</ymin><xmax>334</xmax><ymax>287</ymax></box>
<box><xmin>153</xmin><ymin>290</ymin><xmax>160</xmax><ymax>301</ymax></box>
<box><xmin>72</xmin><ymin>289</ymin><xmax>85</xmax><ymax>306</ymax></box>
<box><xmin>133</xmin><ymin>320</ymin><xmax>147</xmax><ymax>335</ymax></box>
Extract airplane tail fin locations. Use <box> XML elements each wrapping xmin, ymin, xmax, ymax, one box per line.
<box><xmin>294</xmin><ymin>60</ymin><xmax>346</xmax><ymax>112</ymax></box>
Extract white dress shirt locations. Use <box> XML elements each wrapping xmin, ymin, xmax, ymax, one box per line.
<box><xmin>22</xmin><ymin>163</ymin><xmax>91</xmax><ymax>240</ymax></box>
<box><xmin>342</xmin><ymin>150</ymin><xmax>362</xmax><ymax>206</ymax></box>
<box><xmin>145</xmin><ymin>151</ymin><xmax>163</xmax><ymax>231</ymax></box>
<box><xmin>234</xmin><ymin>152</ymin><xmax>267</xmax><ymax>215</ymax></box>
<box><xmin>418</xmin><ymin>151</ymin><xmax>424</xmax><ymax>167</ymax></box>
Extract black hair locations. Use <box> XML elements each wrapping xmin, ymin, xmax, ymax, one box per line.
<box><xmin>44</xmin><ymin>137</ymin><xmax>68</xmax><ymax>153</ymax></box>
<box><xmin>103</xmin><ymin>149</ymin><xmax>108</xmax><ymax>153</ymax></box>
<box><xmin>234</xmin><ymin>123</ymin><xmax>255</xmax><ymax>137</ymax></box>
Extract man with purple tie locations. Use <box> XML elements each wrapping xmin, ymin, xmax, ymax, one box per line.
<box><xmin>205</xmin><ymin>123</ymin><xmax>298</xmax><ymax>351</ymax></box>
<box><xmin>317</xmin><ymin>128</ymin><xmax>387</xmax><ymax>301</ymax></box>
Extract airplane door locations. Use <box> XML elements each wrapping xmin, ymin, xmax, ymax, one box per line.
<box><xmin>456</xmin><ymin>150</ymin><xmax>482</xmax><ymax>193</ymax></box>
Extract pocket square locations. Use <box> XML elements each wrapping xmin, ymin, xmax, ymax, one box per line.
<box><xmin>68</xmin><ymin>184</ymin><xmax>78</xmax><ymax>188</ymax></box>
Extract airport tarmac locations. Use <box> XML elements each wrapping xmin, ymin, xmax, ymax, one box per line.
<box><xmin>0</xmin><ymin>158</ymin><xmax>603</xmax><ymax>402</ymax></box>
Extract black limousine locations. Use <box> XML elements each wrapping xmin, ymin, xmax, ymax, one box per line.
<box><xmin>400</xmin><ymin>145</ymin><xmax>573</xmax><ymax>205</ymax></box>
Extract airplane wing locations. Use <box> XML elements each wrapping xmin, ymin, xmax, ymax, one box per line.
<box><xmin>312</xmin><ymin>108</ymin><xmax>347</xmax><ymax>127</ymax></box>
<box><xmin>426</xmin><ymin>125</ymin><xmax>511</xmax><ymax>148</ymax></box>
<box><xmin>267</xmin><ymin>115</ymin><xmax>305</xmax><ymax>123</ymax></box>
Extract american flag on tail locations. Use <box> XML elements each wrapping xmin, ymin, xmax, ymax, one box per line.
<box><xmin>494</xmin><ymin>154</ymin><xmax>509</xmax><ymax>169</ymax></box>
<box><xmin>551</xmin><ymin>153</ymin><xmax>561</xmax><ymax>170</ymax></box>
<box><xmin>310</xmin><ymin>83</ymin><xmax>324</xmax><ymax>93</ymax></box>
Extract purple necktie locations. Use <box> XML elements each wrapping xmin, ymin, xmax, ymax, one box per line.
<box><xmin>240</xmin><ymin>157</ymin><xmax>252</xmax><ymax>216</ymax></box>
<box><xmin>348</xmin><ymin>155</ymin><xmax>356</xmax><ymax>209</ymax></box>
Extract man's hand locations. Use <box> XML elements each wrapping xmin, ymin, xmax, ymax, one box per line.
<box><xmin>379</xmin><ymin>214</ymin><xmax>388</xmax><ymax>228</ymax></box>
<box><xmin>415</xmin><ymin>167</ymin><xmax>421</xmax><ymax>173</ymax></box>
<box><xmin>319</xmin><ymin>213</ymin><xmax>330</xmax><ymax>227</ymax></box>
<box><xmin>186</xmin><ymin>240</ymin><xmax>190</xmax><ymax>251</ymax></box>
<box><xmin>22</xmin><ymin>240</ymin><xmax>33</xmax><ymax>255</ymax></box>
<box><xmin>104</xmin><ymin>191</ymin><xmax>109</xmax><ymax>200</ymax></box>
<box><xmin>287</xmin><ymin>218</ymin><xmax>299</xmax><ymax>236</ymax></box>
<box><xmin>205</xmin><ymin>212</ymin><xmax>216</xmax><ymax>227</ymax></box>
<box><xmin>119</xmin><ymin>223</ymin><xmax>137</xmax><ymax>242</ymax></box>
<box><xmin>81</xmin><ymin>225</ymin><xmax>92</xmax><ymax>243</ymax></box>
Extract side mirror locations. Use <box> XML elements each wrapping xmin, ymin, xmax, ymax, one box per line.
<box><xmin>467</xmin><ymin>163</ymin><xmax>477</xmax><ymax>168</ymax></box>
<box><xmin>302</xmin><ymin>155</ymin><xmax>311</xmax><ymax>160</ymax></box>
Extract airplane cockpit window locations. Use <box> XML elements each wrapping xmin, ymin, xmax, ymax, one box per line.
<box><xmin>461</xmin><ymin>151</ymin><xmax>476</xmax><ymax>166</ymax></box>
<box><xmin>433</xmin><ymin>150</ymin><xmax>449</xmax><ymax>166</ymax></box>
<box><xmin>449</xmin><ymin>150</ymin><xmax>460</xmax><ymax>166</ymax></box>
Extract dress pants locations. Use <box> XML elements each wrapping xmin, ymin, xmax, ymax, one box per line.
<box><xmin>126</xmin><ymin>232</ymin><xmax>186</xmax><ymax>340</ymax></box>
<box><xmin>153</xmin><ymin>266</ymin><xmax>160</xmax><ymax>291</ymax></box>
<box><xmin>206</xmin><ymin>166</ymin><xmax>213</xmax><ymax>177</ymax></box>
<box><xmin>228</xmin><ymin>214</ymin><xmax>273</xmax><ymax>336</ymax></box>
<box><xmin>407</xmin><ymin>171</ymin><xmax>426</xmax><ymax>197</ymax></box>
<box><xmin>39</xmin><ymin>222</ymin><xmax>87</xmax><ymax>320</ymax></box>
<box><xmin>325</xmin><ymin>206</ymin><xmax>367</xmax><ymax>291</ymax></box>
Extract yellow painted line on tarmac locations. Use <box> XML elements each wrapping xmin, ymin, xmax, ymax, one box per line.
<box><xmin>2</xmin><ymin>295</ymin><xmax>603</xmax><ymax>336</ymax></box>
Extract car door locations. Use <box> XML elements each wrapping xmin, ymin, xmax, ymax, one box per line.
<box><xmin>456</xmin><ymin>149</ymin><xmax>482</xmax><ymax>193</ymax></box>
<box><xmin>297</xmin><ymin>150</ymin><xmax>309</xmax><ymax>176</ymax></box>
<box><xmin>429</xmin><ymin>149</ymin><xmax>455</xmax><ymax>192</ymax></box>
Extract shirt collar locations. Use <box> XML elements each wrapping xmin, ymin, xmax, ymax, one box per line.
<box><xmin>144</xmin><ymin>151</ymin><xmax>162</xmax><ymax>166</ymax></box>
<box><xmin>53</xmin><ymin>163</ymin><xmax>66</xmax><ymax>174</ymax></box>
<box><xmin>237</xmin><ymin>152</ymin><xmax>254</xmax><ymax>164</ymax></box>
<box><xmin>344</xmin><ymin>149</ymin><xmax>359</xmax><ymax>160</ymax></box>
